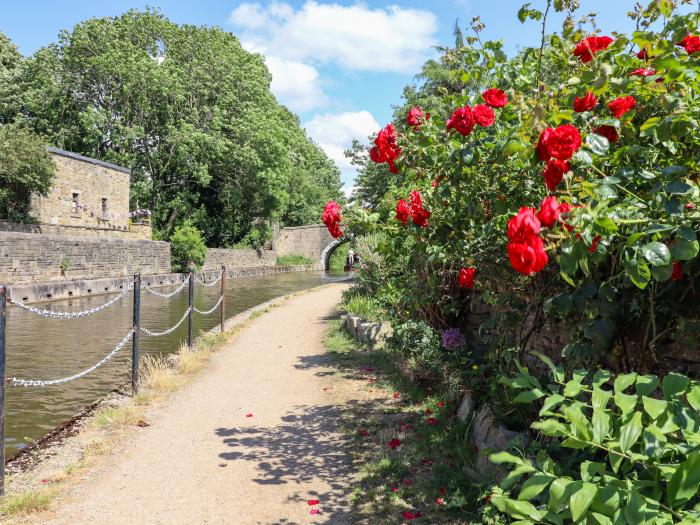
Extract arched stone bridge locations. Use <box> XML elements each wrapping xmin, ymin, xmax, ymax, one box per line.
<box><xmin>273</xmin><ymin>225</ymin><xmax>348</xmax><ymax>270</ymax></box>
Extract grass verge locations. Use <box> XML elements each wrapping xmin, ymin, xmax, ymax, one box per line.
<box><xmin>324</xmin><ymin>318</ymin><xmax>488</xmax><ymax>524</ymax></box>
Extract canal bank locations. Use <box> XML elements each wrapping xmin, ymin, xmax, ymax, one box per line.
<box><xmin>4</xmin><ymin>282</ymin><xmax>365</xmax><ymax>524</ymax></box>
<box><xmin>3</xmin><ymin>270</ymin><xmax>349</xmax><ymax>457</ymax></box>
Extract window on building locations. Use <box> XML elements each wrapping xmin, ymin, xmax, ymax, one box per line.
<box><xmin>101</xmin><ymin>198</ymin><xmax>109</xmax><ymax>218</ymax></box>
<box><xmin>71</xmin><ymin>193</ymin><xmax>80</xmax><ymax>214</ymax></box>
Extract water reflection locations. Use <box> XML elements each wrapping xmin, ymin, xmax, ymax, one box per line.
<box><xmin>5</xmin><ymin>271</ymin><xmax>348</xmax><ymax>456</ymax></box>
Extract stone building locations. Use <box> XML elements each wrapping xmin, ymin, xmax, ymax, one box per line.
<box><xmin>19</xmin><ymin>147</ymin><xmax>151</xmax><ymax>240</ymax></box>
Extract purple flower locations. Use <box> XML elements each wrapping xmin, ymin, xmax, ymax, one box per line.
<box><xmin>442</xmin><ymin>328</ymin><xmax>466</xmax><ymax>350</ymax></box>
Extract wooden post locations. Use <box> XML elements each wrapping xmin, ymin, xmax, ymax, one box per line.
<box><xmin>131</xmin><ymin>273</ymin><xmax>141</xmax><ymax>395</ymax></box>
<box><xmin>220</xmin><ymin>266</ymin><xmax>226</xmax><ymax>333</ymax></box>
<box><xmin>0</xmin><ymin>285</ymin><xmax>6</xmax><ymax>497</ymax></box>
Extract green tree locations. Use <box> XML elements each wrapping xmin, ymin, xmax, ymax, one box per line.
<box><xmin>170</xmin><ymin>222</ymin><xmax>207</xmax><ymax>272</ymax></box>
<box><xmin>0</xmin><ymin>123</ymin><xmax>55</xmax><ymax>222</ymax></box>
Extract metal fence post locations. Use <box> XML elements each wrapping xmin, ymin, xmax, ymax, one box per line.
<box><xmin>220</xmin><ymin>266</ymin><xmax>226</xmax><ymax>333</ymax></box>
<box><xmin>0</xmin><ymin>285</ymin><xmax>6</xmax><ymax>497</ymax></box>
<box><xmin>188</xmin><ymin>270</ymin><xmax>194</xmax><ymax>348</ymax></box>
<box><xmin>131</xmin><ymin>273</ymin><xmax>141</xmax><ymax>395</ymax></box>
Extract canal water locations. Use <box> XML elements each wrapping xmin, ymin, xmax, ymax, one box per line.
<box><xmin>5</xmin><ymin>270</ymin><xmax>348</xmax><ymax>456</ymax></box>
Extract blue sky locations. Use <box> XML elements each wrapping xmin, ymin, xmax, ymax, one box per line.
<box><xmin>0</xmin><ymin>1</ymin><xmax>686</xmax><ymax>190</ymax></box>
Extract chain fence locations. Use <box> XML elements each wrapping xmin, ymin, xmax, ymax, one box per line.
<box><xmin>5</xmin><ymin>330</ymin><xmax>135</xmax><ymax>387</ymax></box>
<box><xmin>7</xmin><ymin>286</ymin><xmax>132</xmax><ymax>319</ymax></box>
<box><xmin>193</xmin><ymin>270</ymin><xmax>223</xmax><ymax>287</ymax></box>
<box><xmin>193</xmin><ymin>296</ymin><xmax>224</xmax><ymax>315</ymax></box>
<box><xmin>140</xmin><ymin>306</ymin><xmax>192</xmax><ymax>337</ymax></box>
<box><xmin>143</xmin><ymin>279</ymin><xmax>188</xmax><ymax>299</ymax></box>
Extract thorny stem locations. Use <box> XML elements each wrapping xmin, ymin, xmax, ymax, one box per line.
<box><xmin>536</xmin><ymin>0</ymin><xmax>552</xmax><ymax>99</ymax></box>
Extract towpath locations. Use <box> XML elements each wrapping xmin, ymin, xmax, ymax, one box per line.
<box><xmin>32</xmin><ymin>283</ymin><xmax>364</xmax><ymax>525</ymax></box>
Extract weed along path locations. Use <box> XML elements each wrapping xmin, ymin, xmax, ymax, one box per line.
<box><xmin>28</xmin><ymin>283</ymin><xmax>361</xmax><ymax>525</ymax></box>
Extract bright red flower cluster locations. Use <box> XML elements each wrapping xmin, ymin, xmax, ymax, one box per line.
<box><xmin>536</xmin><ymin>196</ymin><xmax>569</xmax><ymax>228</ymax></box>
<box><xmin>446</xmin><ymin>106</ymin><xmax>474</xmax><ymax>136</ymax></box>
<box><xmin>407</xmin><ymin>106</ymin><xmax>428</xmax><ymax>130</ymax></box>
<box><xmin>395</xmin><ymin>199</ymin><xmax>410</xmax><ymax>224</ymax></box>
<box><xmin>536</xmin><ymin>125</ymin><xmax>580</xmax><ymax>192</ymax></box>
<box><xmin>507</xmin><ymin>207</ymin><xmax>548</xmax><ymax>275</ymax></box>
<box><xmin>459</xmin><ymin>267</ymin><xmax>475</xmax><ymax>289</ymax></box>
<box><xmin>322</xmin><ymin>200</ymin><xmax>343</xmax><ymax>239</ymax></box>
<box><xmin>472</xmin><ymin>104</ymin><xmax>495</xmax><ymax>127</ymax></box>
<box><xmin>369</xmin><ymin>123</ymin><xmax>401</xmax><ymax>173</ymax></box>
<box><xmin>608</xmin><ymin>96</ymin><xmax>636</xmax><ymax>118</ymax></box>
<box><xmin>409</xmin><ymin>190</ymin><xmax>430</xmax><ymax>227</ymax></box>
<box><xmin>573</xmin><ymin>91</ymin><xmax>597</xmax><ymax>112</ymax></box>
<box><xmin>573</xmin><ymin>35</ymin><xmax>614</xmax><ymax>63</ymax></box>
<box><xmin>482</xmin><ymin>88</ymin><xmax>509</xmax><ymax>108</ymax></box>
<box><xmin>630</xmin><ymin>67</ymin><xmax>656</xmax><ymax>77</ymax></box>
<box><xmin>594</xmin><ymin>125</ymin><xmax>619</xmax><ymax>143</ymax></box>
<box><xmin>679</xmin><ymin>35</ymin><xmax>700</xmax><ymax>54</ymax></box>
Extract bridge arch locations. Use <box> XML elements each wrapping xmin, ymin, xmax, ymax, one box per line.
<box><xmin>320</xmin><ymin>237</ymin><xmax>351</xmax><ymax>271</ymax></box>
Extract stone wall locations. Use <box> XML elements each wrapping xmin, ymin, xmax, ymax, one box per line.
<box><xmin>0</xmin><ymin>231</ymin><xmax>171</xmax><ymax>284</ymax></box>
<box><xmin>273</xmin><ymin>224</ymin><xmax>334</xmax><ymax>263</ymax></box>
<box><xmin>0</xmin><ymin>220</ymin><xmax>152</xmax><ymax>240</ymax></box>
<box><xmin>31</xmin><ymin>149</ymin><xmax>132</xmax><ymax>232</ymax></box>
<box><xmin>202</xmin><ymin>247</ymin><xmax>278</xmax><ymax>270</ymax></box>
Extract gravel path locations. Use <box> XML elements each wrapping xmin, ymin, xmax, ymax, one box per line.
<box><xmin>35</xmin><ymin>283</ymin><xmax>360</xmax><ymax>525</ymax></box>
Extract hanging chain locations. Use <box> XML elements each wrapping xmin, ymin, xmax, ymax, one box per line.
<box><xmin>6</xmin><ymin>330</ymin><xmax>134</xmax><ymax>387</ymax></box>
<box><xmin>7</xmin><ymin>286</ymin><xmax>132</xmax><ymax>319</ymax></box>
<box><xmin>142</xmin><ymin>279</ymin><xmax>188</xmax><ymax>299</ymax></box>
<box><xmin>140</xmin><ymin>307</ymin><xmax>192</xmax><ymax>337</ymax></box>
<box><xmin>193</xmin><ymin>270</ymin><xmax>223</xmax><ymax>287</ymax></box>
<box><xmin>193</xmin><ymin>296</ymin><xmax>224</xmax><ymax>315</ymax></box>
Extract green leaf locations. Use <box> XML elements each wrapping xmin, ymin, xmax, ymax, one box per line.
<box><xmin>642</xmin><ymin>396</ymin><xmax>668</xmax><ymax>419</ymax></box>
<box><xmin>592</xmin><ymin>388</ymin><xmax>612</xmax><ymax>411</ymax></box>
<box><xmin>614</xmin><ymin>392</ymin><xmax>637</xmax><ymax>414</ymax></box>
<box><xmin>584</xmin><ymin>319</ymin><xmax>617</xmax><ymax>350</ymax></box>
<box><xmin>641</xmin><ymin>242</ymin><xmax>671</xmax><ymax>267</ymax></box>
<box><xmin>687</xmin><ymin>385</ymin><xmax>700</xmax><ymax>412</ymax></box>
<box><xmin>501</xmin><ymin>464</ymin><xmax>537</xmax><ymax>490</ymax></box>
<box><xmin>565</xmin><ymin>404</ymin><xmax>592</xmax><ymax>441</ymax></box>
<box><xmin>580</xmin><ymin>461</ymin><xmax>604</xmax><ymax>482</ymax></box>
<box><xmin>594</xmin><ymin>217</ymin><xmax>618</xmax><ymax>235</ymax></box>
<box><xmin>624</xmin><ymin>257</ymin><xmax>651</xmax><ymax>289</ymax></box>
<box><xmin>667</xmin><ymin>453</ymin><xmax>700</xmax><ymax>508</ymax></box>
<box><xmin>596</xmin><ymin>184</ymin><xmax>618</xmax><ymax>200</ymax></box>
<box><xmin>635</xmin><ymin>375</ymin><xmax>659</xmax><ymax>396</ymax></box>
<box><xmin>670</xmin><ymin>240</ymin><xmax>699</xmax><ymax>261</ymax></box>
<box><xmin>592</xmin><ymin>409</ymin><xmax>611</xmax><ymax>444</ymax></box>
<box><xmin>513</xmin><ymin>388</ymin><xmax>546</xmax><ymax>403</ymax></box>
<box><xmin>534</xmin><ymin>352</ymin><xmax>565</xmax><ymax>382</ymax></box>
<box><xmin>489</xmin><ymin>451</ymin><xmax>525</xmax><ymax>465</ymax></box>
<box><xmin>642</xmin><ymin>424</ymin><xmax>667</xmax><ymax>458</ymax></box>
<box><xmin>665</xmin><ymin>181</ymin><xmax>693</xmax><ymax>195</ymax></box>
<box><xmin>532</xmin><ymin>418</ymin><xmax>568</xmax><ymax>437</ymax></box>
<box><xmin>570</xmin><ymin>481</ymin><xmax>598</xmax><ymax>522</ymax></box>
<box><xmin>663</xmin><ymin>373</ymin><xmax>690</xmax><ymax>399</ymax></box>
<box><xmin>518</xmin><ymin>474</ymin><xmax>553</xmax><ymax>501</ymax></box>
<box><xmin>619</xmin><ymin>412</ymin><xmax>643</xmax><ymax>452</ymax></box>
<box><xmin>586</xmin><ymin>133</ymin><xmax>610</xmax><ymax>156</ymax></box>
<box><xmin>591</xmin><ymin>485</ymin><xmax>621</xmax><ymax>517</ymax></box>
<box><xmin>624</xmin><ymin>489</ymin><xmax>647</xmax><ymax>525</ymax></box>
<box><xmin>540</xmin><ymin>394</ymin><xmax>566</xmax><ymax>416</ymax></box>
<box><xmin>614</xmin><ymin>373</ymin><xmax>638</xmax><ymax>393</ymax></box>
<box><xmin>490</xmin><ymin>495</ymin><xmax>543</xmax><ymax>521</ymax></box>
<box><xmin>548</xmin><ymin>478</ymin><xmax>573</xmax><ymax>512</ymax></box>
<box><xmin>563</xmin><ymin>380</ymin><xmax>584</xmax><ymax>398</ymax></box>
<box><xmin>650</xmin><ymin>263</ymin><xmax>674</xmax><ymax>282</ymax></box>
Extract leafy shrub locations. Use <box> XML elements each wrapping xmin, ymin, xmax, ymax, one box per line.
<box><xmin>276</xmin><ymin>254</ymin><xmax>313</xmax><ymax>267</ymax></box>
<box><xmin>342</xmin><ymin>294</ymin><xmax>384</xmax><ymax>322</ymax></box>
<box><xmin>491</xmin><ymin>354</ymin><xmax>700</xmax><ymax>524</ymax></box>
<box><xmin>170</xmin><ymin>222</ymin><xmax>207</xmax><ymax>272</ymax></box>
<box><xmin>328</xmin><ymin>242</ymin><xmax>350</xmax><ymax>271</ymax></box>
<box><xmin>387</xmin><ymin>320</ymin><xmax>443</xmax><ymax>377</ymax></box>
<box><xmin>238</xmin><ymin>223</ymin><xmax>272</xmax><ymax>249</ymax></box>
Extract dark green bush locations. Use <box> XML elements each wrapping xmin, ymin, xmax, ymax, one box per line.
<box><xmin>170</xmin><ymin>222</ymin><xmax>207</xmax><ymax>272</ymax></box>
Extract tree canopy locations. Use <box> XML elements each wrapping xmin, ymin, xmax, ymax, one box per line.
<box><xmin>0</xmin><ymin>9</ymin><xmax>342</xmax><ymax>245</ymax></box>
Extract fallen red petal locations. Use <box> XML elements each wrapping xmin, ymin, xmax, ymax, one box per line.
<box><xmin>392</xmin><ymin>391</ymin><xmax>400</xmax><ymax>398</ymax></box>
<box><xmin>245</xmin><ymin>413</ymin><xmax>253</xmax><ymax>417</ymax></box>
<box><xmin>307</xmin><ymin>499</ymin><xmax>320</xmax><ymax>506</ymax></box>
<box><xmin>310</xmin><ymin>509</ymin><xmax>320</xmax><ymax>515</ymax></box>
<box><xmin>436</xmin><ymin>497</ymin><xmax>445</xmax><ymax>506</ymax></box>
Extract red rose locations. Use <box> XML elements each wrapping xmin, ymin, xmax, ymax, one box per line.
<box><xmin>410</xmin><ymin>190</ymin><xmax>422</xmax><ymax>211</ymax></box>
<box><xmin>407</xmin><ymin>106</ymin><xmax>425</xmax><ymax>129</ymax></box>
<box><xmin>573</xmin><ymin>91</ymin><xmax>597</xmax><ymax>112</ymax></box>
<box><xmin>537</xmin><ymin>125</ymin><xmax>581</xmax><ymax>160</ymax></box>
<box><xmin>536</xmin><ymin>196</ymin><xmax>565</xmax><ymax>228</ymax></box>
<box><xmin>637</xmin><ymin>48</ymin><xmax>649</xmax><ymax>60</ymax></box>
<box><xmin>396</xmin><ymin>199</ymin><xmax>410</xmax><ymax>224</ymax></box>
<box><xmin>388</xmin><ymin>438</ymin><xmax>401</xmax><ymax>449</ymax></box>
<box><xmin>472</xmin><ymin>104</ymin><xmax>495</xmax><ymax>127</ymax></box>
<box><xmin>432</xmin><ymin>175</ymin><xmax>444</xmax><ymax>188</ymax></box>
<box><xmin>507</xmin><ymin>207</ymin><xmax>541</xmax><ymax>242</ymax></box>
<box><xmin>412</xmin><ymin>207</ymin><xmax>430</xmax><ymax>228</ymax></box>
<box><xmin>588</xmin><ymin>235</ymin><xmax>602</xmax><ymax>254</ymax></box>
<box><xmin>507</xmin><ymin>236</ymin><xmax>548</xmax><ymax>275</ymax></box>
<box><xmin>573</xmin><ymin>35</ymin><xmax>614</xmax><ymax>63</ymax></box>
<box><xmin>370</xmin><ymin>123</ymin><xmax>401</xmax><ymax>172</ymax></box>
<box><xmin>402</xmin><ymin>511</ymin><xmax>422</xmax><ymax>520</ymax></box>
<box><xmin>542</xmin><ymin>159</ymin><xmax>569</xmax><ymax>192</ymax></box>
<box><xmin>446</xmin><ymin>106</ymin><xmax>474</xmax><ymax>136</ymax></box>
<box><xmin>608</xmin><ymin>96</ymin><xmax>636</xmax><ymax>118</ymax></box>
<box><xmin>482</xmin><ymin>88</ymin><xmax>508</xmax><ymax>108</ymax></box>
<box><xmin>672</xmin><ymin>261</ymin><xmax>683</xmax><ymax>281</ymax></box>
<box><xmin>679</xmin><ymin>35</ymin><xmax>700</xmax><ymax>54</ymax></box>
<box><xmin>322</xmin><ymin>200</ymin><xmax>343</xmax><ymax>239</ymax></box>
<box><xmin>594</xmin><ymin>125</ymin><xmax>619</xmax><ymax>143</ymax></box>
<box><xmin>630</xmin><ymin>68</ymin><xmax>656</xmax><ymax>77</ymax></box>
<box><xmin>459</xmin><ymin>267</ymin><xmax>475</xmax><ymax>289</ymax></box>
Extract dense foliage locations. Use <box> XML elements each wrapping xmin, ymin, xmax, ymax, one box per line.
<box><xmin>0</xmin><ymin>9</ymin><xmax>342</xmax><ymax>244</ymax></box>
<box><xmin>170</xmin><ymin>222</ymin><xmax>207</xmax><ymax>272</ymax></box>
<box><xmin>336</xmin><ymin>0</ymin><xmax>700</xmax><ymax>522</ymax></box>
<box><xmin>0</xmin><ymin>123</ymin><xmax>55</xmax><ymax>222</ymax></box>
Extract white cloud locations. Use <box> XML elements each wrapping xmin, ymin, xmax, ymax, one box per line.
<box><xmin>230</xmin><ymin>1</ymin><xmax>438</xmax><ymax>73</ymax></box>
<box><xmin>305</xmin><ymin>110</ymin><xmax>380</xmax><ymax>187</ymax></box>
<box><xmin>264</xmin><ymin>56</ymin><xmax>327</xmax><ymax>113</ymax></box>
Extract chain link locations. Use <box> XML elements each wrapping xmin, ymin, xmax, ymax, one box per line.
<box><xmin>7</xmin><ymin>286</ymin><xmax>132</xmax><ymax>319</ymax></box>
<box><xmin>142</xmin><ymin>279</ymin><xmax>188</xmax><ymax>299</ymax></box>
<box><xmin>193</xmin><ymin>296</ymin><xmax>223</xmax><ymax>315</ymax></box>
<box><xmin>6</xmin><ymin>330</ymin><xmax>134</xmax><ymax>387</ymax></box>
<box><xmin>193</xmin><ymin>270</ymin><xmax>223</xmax><ymax>287</ymax></box>
<box><xmin>140</xmin><ymin>307</ymin><xmax>192</xmax><ymax>337</ymax></box>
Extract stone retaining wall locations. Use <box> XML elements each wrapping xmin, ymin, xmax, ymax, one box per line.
<box><xmin>0</xmin><ymin>220</ymin><xmax>152</xmax><ymax>240</ymax></box>
<box><xmin>202</xmin><ymin>247</ymin><xmax>277</xmax><ymax>270</ymax></box>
